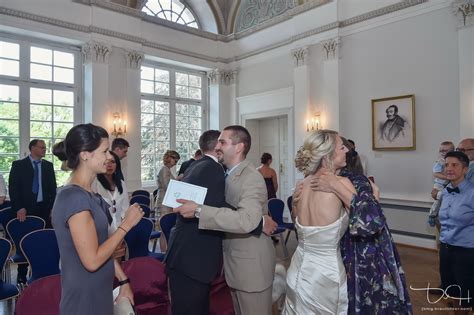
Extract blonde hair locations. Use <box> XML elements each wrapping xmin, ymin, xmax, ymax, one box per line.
<box><xmin>295</xmin><ymin>130</ymin><xmax>339</xmax><ymax>176</ymax></box>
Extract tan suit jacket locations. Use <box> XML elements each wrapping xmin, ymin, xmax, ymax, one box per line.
<box><xmin>199</xmin><ymin>160</ymin><xmax>276</xmax><ymax>292</ymax></box>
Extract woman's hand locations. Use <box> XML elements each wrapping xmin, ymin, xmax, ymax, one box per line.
<box><xmin>113</xmin><ymin>241</ymin><xmax>126</xmax><ymax>259</ymax></box>
<box><xmin>121</xmin><ymin>203</ymin><xmax>144</xmax><ymax>231</ymax></box>
<box><xmin>310</xmin><ymin>169</ymin><xmax>339</xmax><ymax>193</ymax></box>
<box><xmin>116</xmin><ymin>283</ymin><xmax>134</xmax><ymax>305</ymax></box>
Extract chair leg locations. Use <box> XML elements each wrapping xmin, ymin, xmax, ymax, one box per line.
<box><xmin>279</xmin><ymin>233</ymin><xmax>288</xmax><ymax>258</ymax></box>
<box><xmin>151</xmin><ymin>239</ymin><xmax>158</xmax><ymax>252</ymax></box>
<box><xmin>284</xmin><ymin>230</ymin><xmax>291</xmax><ymax>245</ymax></box>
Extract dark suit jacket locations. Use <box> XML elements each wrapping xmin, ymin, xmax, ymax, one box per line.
<box><xmin>178</xmin><ymin>158</ymin><xmax>195</xmax><ymax>176</ymax></box>
<box><xmin>165</xmin><ymin>155</ymin><xmax>225</xmax><ymax>283</ymax></box>
<box><xmin>8</xmin><ymin>156</ymin><xmax>57</xmax><ymax>214</ymax></box>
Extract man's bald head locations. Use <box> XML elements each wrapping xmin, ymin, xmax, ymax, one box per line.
<box><xmin>457</xmin><ymin>138</ymin><xmax>474</xmax><ymax>161</ymax></box>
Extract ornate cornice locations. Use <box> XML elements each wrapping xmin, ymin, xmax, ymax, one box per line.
<box><xmin>452</xmin><ymin>0</ymin><xmax>474</xmax><ymax>27</ymax></box>
<box><xmin>207</xmin><ymin>69</ymin><xmax>237</xmax><ymax>85</ymax></box>
<box><xmin>321</xmin><ymin>38</ymin><xmax>338</xmax><ymax>59</ymax></box>
<box><xmin>125</xmin><ymin>50</ymin><xmax>144</xmax><ymax>69</ymax></box>
<box><xmin>291</xmin><ymin>47</ymin><xmax>309</xmax><ymax>67</ymax></box>
<box><xmin>82</xmin><ymin>41</ymin><xmax>111</xmax><ymax>64</ymax></box>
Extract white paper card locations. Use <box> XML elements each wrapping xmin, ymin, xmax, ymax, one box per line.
<box><xmin>162</xmin><ymin>179</ymin><xmax>208</xmax><ymax>208</ymax></box>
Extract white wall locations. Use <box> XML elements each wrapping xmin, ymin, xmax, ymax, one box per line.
<box><xmin>339</xmin><ymin>7</ymin><xmax>460</xmax><ymax>202</ymax></box>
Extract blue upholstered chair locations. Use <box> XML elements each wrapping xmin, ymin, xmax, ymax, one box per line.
<box><xmin>0</xmin><ymin>207</ymin><xmax>14</xmax><ymax>238</ymax></box>
<box><xmin>6</xmin><ymin>216</ymin><xmax>45</xmax><ymax>267</ymax></box>
<box><xmin>130</xmin><ymin>195</ymin><xmax>151</xmax><ymax>208</ymax></box>
<box><xmin>124</xmin><ymin>218</ymin><xmax>164</xmax><ymax>261</ymax></box>
<box><xmin>268</xmin><ymin>198</ymin><xmax>290</xmax><ymax>257</ymax></box>
<box><xmin>159</xmin><ymin>213</ymin><xmax>177</xmax><ymax>243</ymax></box>
<box><xmin>131</xmin><ymin>190</ymin><xmax>150</xmax><ymax>198</ymax></box>
<box><xmin>0</xmin><ymin>238</ymin><xmax>19</xmax><ymax>301</ymax></box>
<box><xmin>285</xmin><ymin>195</ymin><xmax>298</xmax><ymax>243</ymax></box>
<box><xmin>20</xmin><ymin>229</ymin><xmax>60</xmax><ymax>283</ymax></box>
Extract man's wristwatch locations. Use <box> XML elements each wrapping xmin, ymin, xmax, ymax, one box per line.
<box><xmin>194</xmin><ymin>206</ymin><xmax>202</xmax><ymax>218</ymax></box>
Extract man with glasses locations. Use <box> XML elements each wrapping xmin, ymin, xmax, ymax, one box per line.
<box><xmin>456</xmin><ymin>138</ymin><xmax>474</xmax><ymax>183</ymax></box>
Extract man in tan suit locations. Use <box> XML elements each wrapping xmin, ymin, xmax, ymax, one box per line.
<box><xmin>174</xmin><ymin>125</ymin><xmax>277</xmax><ymax>315</ymax></box>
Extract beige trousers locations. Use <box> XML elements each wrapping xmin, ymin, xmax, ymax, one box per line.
<box><xmin>230</xmin><ymin>286</ymin><xmax>272</xmax><ymax>315</ymax></box>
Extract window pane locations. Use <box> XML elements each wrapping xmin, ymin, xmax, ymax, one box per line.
<box><xmin>188</xmin><ymin>104</ymin><xmax>201</xmax><ymax>117</ymax></box>
<box><xmin>30</xmin><ymin>104</ymin><xmax>52</xmax><ymax>121</ymax></box>
<box><xmin>31</xmin><ymin>47</ymin><xmax>52</xmax><ymax>64</ymax></box>
<box><xmin>141</xmin><ymin>127</ymin><xmax>154</xmax><ymax>140</ymax></box>
<box><xmin>53</xmin><ymin>90</ymin><xmax>74</xmax><ymax>106</ymax></box>
<box><xmin>176</xmin><ymin>128</ymin><xmax>187</xmax><ymax>141</ymax></box>
<box><xmin>0</xmin><ymin>155</ymin><xmax>17</xmax><ymax>172</ymax></box>
<box><xmin>187</xmin><ymin>22</ymin><xmax>198</xmax><ymax>29</ymax></box>
<box><xmin>154</xmin><ymin>115</ymin><xmax>169</xmax><ymax>127</ymax></box>
<box><xmin>54</xmin><ymin>51</ymin><xmax>74</xmax><ymax>68</ymax></box>
<box><xmin>0</xmin><ymin>59</ymin><xmax>19</xmax><ymax>77</ymax></box>
<box><xmin>54</xmin><ymin>67</ymin><xmax>74</xmax><ymax>84</ymax></box>
<box><xmin>30</xmin><ymin>121</ymin><xmax>52</xmax><ymax>138</ymax></box>
<box><xmin>189</xmin><ymin>87</ymin><xmax>201</xmax><ymax>100</ymax></box>
<box><xmin>155</xmin><ymin>128</ymin><xmax>169</xmax><ymax>140</ymax></box>
<box><xmin>0</xmin><ymin>138</ymin><xmax>19</xmax><ymax>154</ymax></box>
<box><xmin>55</xmin><ymin>171</ymin><xmax>70</xmax><ymax>186</ymax></box>
<box><xmin>141</xmin><ymin>67</ymin><xmax>154</xmax><ymax>80</ymax></box>
<box><xmin>31</xmin><ymin>88</ymin><xmax>52</xmax><ymax>105</ymax></box>
<box><xmin>189</xmin><ymin>117</ymin><xmax>201</xmax><ymax>129</ymax></box>
<box><xmin>141</xmin><ymin>140</ymin><xmax>155</xmax><ymax>156</ymax></box>
<box><xmin>141</xmin><ymin>167</ymin><xmax>154</xmax><ymax>181</ymax></box>
<box><xmin>141</xmin><ymin>113</ymin><xmax>154</xmax><ymax>127</ymax></box>
<box><xmin>189</xmin><ymin>129</ymin><xmax>201</xmax><ymax>141</ymax></box>
<box><xmin>0</xmin><ymin>41</ymin><xmax>19</xmax><ymax>59</ymax></box>
<box><xmin>176</xmin><ymin>85</ymin><xmax>188</xmax><ymax>98</ymax></box>
<box><xmin>0</xmin><ymin>102</ymin><xmax>19</xmax><ymax>119</ymax></box>
<box><xmin>176</xmin><ymin>72</ymin><xmax>188</xmax><ymax>85</ymax></box>
<box><xmin>155</xmin><ymin>83</ymin><xmax>169</xmax><ymax>96</ymax></box>
<box><xmin>176</xmin><ymin>116</ymin><xmax>188</xmax><ymax>129</ymax></box>
<box><xmin>0</xmin><ymin>120</ymin><xmax>19</xmax><ymax>136</ymax></box>
<box><xmin>176</xmin><ymin>103</ymin><xmax>188</xmax><ymax>115</ymax></box>
<box><xmin>141</xmin><ymin>100</ymin><xmax>154</xmax><ymax>113</ymax></box>
<box><xmin>53</xmin><ymin>107</ymin><xmax>74</xmax><ymax>122</ymax></box>
<box><xmin>188</xmin><ymin>75</ymin><xmax>201</xmax><ymax>87</ymax></box>
<box><xmin>155</xmin><ymin>69</ymin><xmax>169</xmax><ymax>83</ymax></box>
<box><xmin>141</xmin><ymin>80</ymin><xmax>154</xmax><ymax>94</ymax></box>
<box><xmin>0</xmin><ymin>84</ymin><xmax>19</xmax><ymax>102</ymax></box>
<box><xmin>155</xmin><ymin>101</ymin><xmax>169</xmax><ymax>114</ymax></box>
<box><xmin>54</xmin><ymin>122</ymin><xmax>73</xmax><ymax>138</ymax></box>
<box><xmin>31</xmin><ymin>63</ymin><xmax>52</xmax><ymax>81</ymax></box>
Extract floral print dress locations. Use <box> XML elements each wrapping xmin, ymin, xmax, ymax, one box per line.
<box><xmin>340</xmin><ymin>170</ymin><xmax>413</xmax><ymax>315</ymax></box>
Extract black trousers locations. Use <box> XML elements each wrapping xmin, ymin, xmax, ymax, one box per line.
<box><xmin>439</xmin><ymin>242</ymin><xmax>474</xmax><ymax>307</ymax></box>
<box><xmin>168</xmin><ymin>268</ymin><xmax>211</xmax><ymax>315</ymax></box>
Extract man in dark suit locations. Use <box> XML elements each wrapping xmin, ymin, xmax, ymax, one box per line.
<box><xmin>9</xmin><ymin>139</ymin><xmax>57</xmax><ymax>284</ymax></box>
<box><xmin>165</xmin><ymin>130</ymin><xmax>225</xmax><ymax>315</ymax></box>
<box><xmin>177</xmin><ymin>149</ymin><xmax>202</xmax><ymax>178</ymax></box>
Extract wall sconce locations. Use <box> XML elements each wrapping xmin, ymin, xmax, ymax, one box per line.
<box><xmin>306</xmin><ymin>112</ymin><xmax>321</xmax><ymax>132</ymax></box>
<box><xmin>111</xmin><ymin>112</ymin><xmax>127</xmax><ymax>137</ymax></box>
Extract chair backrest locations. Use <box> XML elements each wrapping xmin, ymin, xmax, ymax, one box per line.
<box><xmin>268</xmin><ymin>198</ymin><xmax>285</xmax><ymax>225</ymax></box>
<box><xmin>15</xmin><ymin>274</ymin><xmax>61</xmax><ymax>315</ymax></box>
<box><xmin>287</xmin><ymin>196</ymin><xmax>293</xmax><ymax>213</ymax></box>
<box><xmin>120</xmin><ymin>257</ymin><xmax>170</xmax><ymax>310</ymax></box>
<box><xmin>0</xmin><ymin>238</ymin><xmax>12</xmax><ymax>279</ymax></box>
<box><xmin>159</xmin><ymin>213</ymin><xmax>177</xmax><ymax>242</ymax></box>
<box><xmin>6</xmin><ymin>216</ymin><xmax>45</xmax><ymax>258</ymax></box>
<box><xmin>140</xmin><ymin>205</ymin><xmax>151</xmax><ymax>218</ymax></box>
<box><xmin>124</xmin><ymin>218</ymin><xmax>153</xmax><ymax>259</ymax></box>
<box><xmin>20</xmin><ymin>229</ymin><xmax>60</xmax><ymax>283</ymax></box>
<box><xmin>132</xmin><ymin>190</ymin><xmax>150</xmax><ymax>198</ymax></box>
<box><xmin>130</xmin><ymin>195</ymin><xmax>150</xmax><ymax>207</ymax></box>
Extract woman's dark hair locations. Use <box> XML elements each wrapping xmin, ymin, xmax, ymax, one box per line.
<box><xmin>341</xmin><ymin>137</ymin><xmax>364</xmax><ymax>175</ymax></box>
<box><xmin>97</xmin><ymin>151</ymin><xmax>123</xmax><ymax>194</ymax></box>
<box><xmin>52</xmin><ymin>141</ymin><xmax>67</xmax><ymax>161</ymax></box>
<box><xmin>261</xmin><ymin>153</ymin><xmax>272</xmax><ymax>164</ymax></box>
<box><xmin>63</xmin><ymin>123</ymin><xmax>109</xmax><ymax>170</ymax></box>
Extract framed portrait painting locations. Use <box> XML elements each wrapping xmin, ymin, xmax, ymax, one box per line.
<box><xmin>372</xmin><ymin>94</ymin><xmax>415</xmax><ymax>151</ymax></box>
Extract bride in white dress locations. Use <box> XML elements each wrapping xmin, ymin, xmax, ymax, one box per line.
<box><xmin>284</xmin><ymin>130</ymin><xmax>356</xmax><ymax>315</ymax></box>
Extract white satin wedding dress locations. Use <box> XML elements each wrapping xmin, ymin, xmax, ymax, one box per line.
<box><xmin>283</xmin><ymin>209</ymin><xmax>349</xmax><ymax>315</ymax></box>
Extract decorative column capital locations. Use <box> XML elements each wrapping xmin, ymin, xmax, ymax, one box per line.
<box><xmin>452</xmin><ymin>0</ymin><xmax>474</xmax><ymax>27</ymax></box>
<box><xmin>292</xmin><ymin>47</ymin><xmax>309</xmax><ymax>67</ymax></box>
<box><xmin>321</xmin><ymin>38</ymin><xmax>339</xmax><ymax>60</ymax></box>
<box><xmin>207</xmin><ymin>69</ymin><xmax>237</xmax><ymax>85</ymax></box>
<box><xmin>125</xmin><ymin>50</ymin><xmax>144</xmax><ymax>70</ymax></box>
<box><xmin>82</xmin><ymin>41</ymin><xmax>111</xmax><ymax>64</ymax></box>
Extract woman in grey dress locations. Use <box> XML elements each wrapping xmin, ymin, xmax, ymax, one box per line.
<box><xmin>52</xmin><ymin>124</ymin><xmax>143</xmax><ymax>315</ymax></box>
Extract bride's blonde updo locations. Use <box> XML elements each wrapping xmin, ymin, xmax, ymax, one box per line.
<box><xmin>295</xmin><ymin>129</ymin><xmax>339</xmax><ymax>176</ymax></box>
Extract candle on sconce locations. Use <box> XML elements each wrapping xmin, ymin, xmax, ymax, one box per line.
<box><xmin>306</xmin><ymin>120</ymin><xmax>310</xmax><ymax>131</ymax></box>
<box><xmin>113</xmin><ymin>120</ymin><xmax>117</xmax><ymax>133</ymax></box>
<box><xmin>311</xmin><ymin>118</ymin><xmax>315</xmax><ymax>130</ymax></box>
<box><xmin>315</xmin><ymin>119</ymin><xmax>319</xmax><ymax>130</ymax></box>
<box><xmin>124</xmin><ymin>121</ymin><xmax>127</xmax><ymax>133</ymax></box>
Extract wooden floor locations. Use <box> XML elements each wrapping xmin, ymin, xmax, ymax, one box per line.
<box><xmin>273</xmin><ymin>232</ymin><xmax>472</xmax><ymax>315</ymax></box>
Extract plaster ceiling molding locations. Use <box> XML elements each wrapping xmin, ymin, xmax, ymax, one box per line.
<box><xmin>207</xmin><ymin>69</ymin><xmax>221</xmax><ymax>85</ymax></box>
<box><xmin>235</xmin><ymin>0</ymin><xmax>297</xmax><ymax>33</ymax></box>
<box><xmin>291</xmin><ymin>46</ymin><xmax>308</xmax><ymax>67</ymax></box>
<box><xmin>125</xmin><ymin>50</ymin><xmax>144</xmax><ymax>69</ymax></box>
<box><xmin>82</xmin><ymin>41</ymin><xmax>112</xmax><ymax>63</ymax></box>
<box><xmin>207</xmin><ymin>0</ymin><xmax>227</xmax><ymax>34</ymax></box>
<box><xmin>207</xmin><ymin>69</ymin><xmax>237</xmax><ymax>85</ymax></box>
<box><xmin>321</xmin><ymin>38</ymin><xmax>338</xmax><ymax>59</ymax></box>
<box><xmin>452</xmin><ymin>0</ymin><xmax>474</xmax><ymax>26</ymax></box>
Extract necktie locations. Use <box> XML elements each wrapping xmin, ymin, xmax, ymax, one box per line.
<box><xmin>446</xmin><ymin>186</ymin><xmax>460</xmax><ymax>194</ymax></box>
<box><xmin>32</xmin><ymin>160</ymin><xmax>40</xmax><ymax>194</ymax></box>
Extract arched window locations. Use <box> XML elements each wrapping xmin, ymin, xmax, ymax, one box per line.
<box><xmin>141</xmin><ymin>0</ymin><xmax>199</xmax><ymax>29</ymax></box>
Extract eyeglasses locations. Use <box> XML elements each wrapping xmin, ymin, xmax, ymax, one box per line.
<box><xmin>111</xmin><ymin>200</ymin><xmax>116</xmax><ymax>213</ymax></box>
<box><xmin>455</xmin><ymin>148</ymin><xmax>474</xmax><ymax>153</ymax></box>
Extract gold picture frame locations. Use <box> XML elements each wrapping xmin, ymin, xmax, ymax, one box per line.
<box><xmin>372</xmin><ymin>94</ymin><xmax>416</xmax><ymax>151</ymax></box>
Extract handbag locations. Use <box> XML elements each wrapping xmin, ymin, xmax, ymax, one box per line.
<box><xmin>113</xmin><ymin>298</ymin><xmax>135</xmax><ymax>315</ymax></box>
